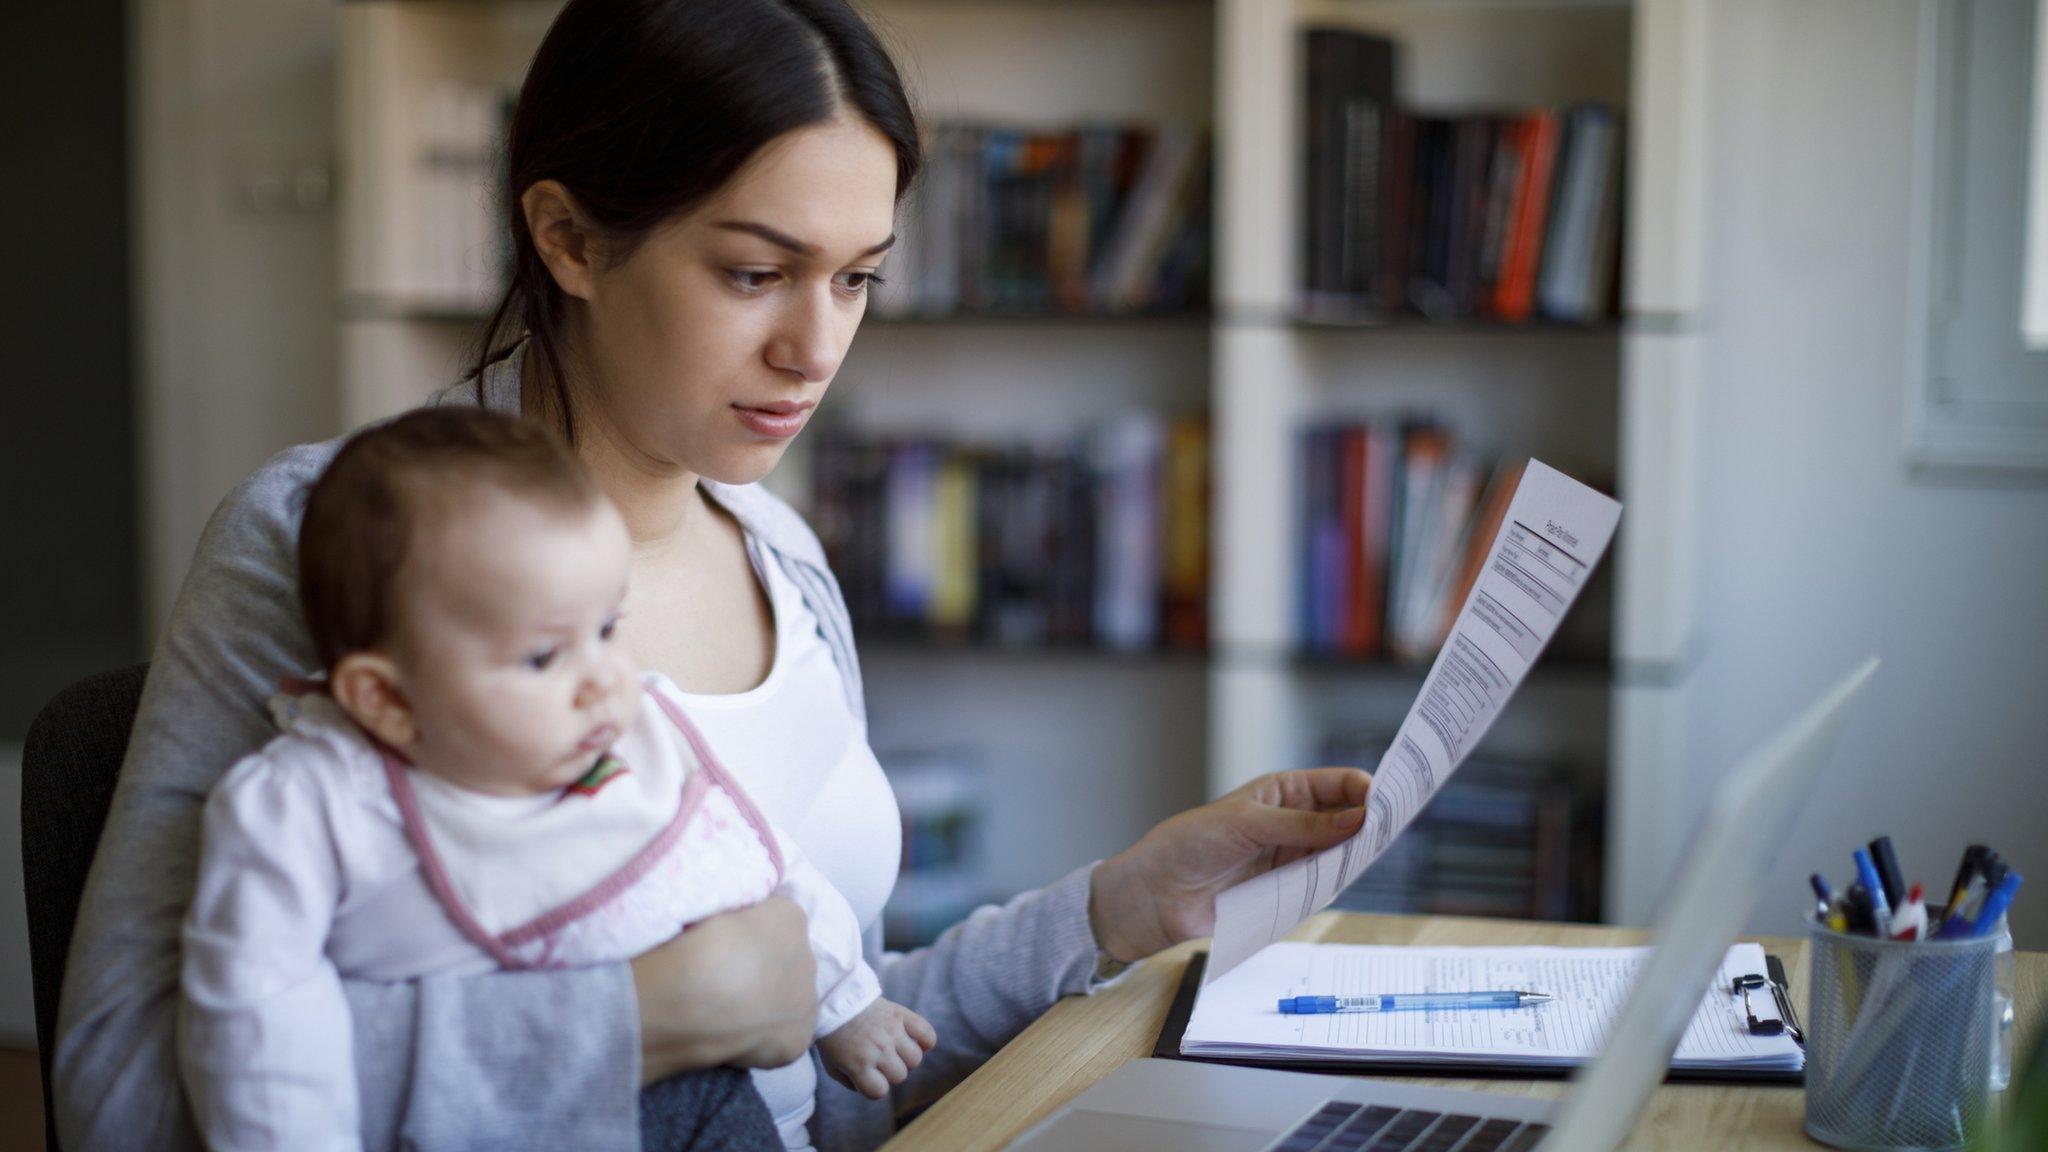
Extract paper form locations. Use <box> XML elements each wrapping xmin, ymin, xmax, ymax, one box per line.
<box><xmin>1181</xmin><ymin>941</ymin><xmax>1802</xmax><ymax>1071</ymax></box>
<box><xmin>1207</xmin><ymin>460</ymin><xmax>1622</xmax><ymax>983</ymax></box>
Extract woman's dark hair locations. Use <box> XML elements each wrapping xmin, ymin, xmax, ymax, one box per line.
<box><xmin>473</xmin><ymin>0</ymin><xmax>922</xmax><ymax>441</ymax></box>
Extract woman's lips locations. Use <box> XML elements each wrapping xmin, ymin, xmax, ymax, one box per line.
<box><xmin>732</xmin><ymin>401</ymin><xmax>812</xmax><ymax>439</ymax></box>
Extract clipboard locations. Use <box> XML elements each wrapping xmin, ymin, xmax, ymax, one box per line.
<box><xmin>1151</xmin><ymin>951</ymin><xmax>1805</xmax><ymax>1086</ymax></box>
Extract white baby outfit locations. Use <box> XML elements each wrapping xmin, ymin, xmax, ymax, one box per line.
<box><xmin>179</xmin><ymin>673</ymin><xmax>879</xmax><ymax>1152</ymax></box>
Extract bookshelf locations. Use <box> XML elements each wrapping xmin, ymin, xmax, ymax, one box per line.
<box><xmin>1208</xmin><ymin>0</ymin><xmax>1704</xmax><ymax>928</ymax></box>
<box><xmin>336</xmin><ymin>0</ymin><xmax>1706</xmax><ymax>927</ymax></box>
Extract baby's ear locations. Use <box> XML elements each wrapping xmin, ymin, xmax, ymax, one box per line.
<box><xmin>330</xmin><ymin>652</ymin><xmax>417</xmax><ymax>751</ymax></box>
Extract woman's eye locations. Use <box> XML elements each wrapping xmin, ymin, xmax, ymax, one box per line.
<box><xmin>526</xmin><ymin>649</ymin><xmax>558</xmax><ymax>672</ymax></box>
<box><xmin>727</xmin><ymin>269</ymin><xmax>779</xmax><ymax>292</ymax></box>
<box><xmin>835</xmin><ymin>270</ymin><xmax>883</xmax><ymax>295</ymax></box>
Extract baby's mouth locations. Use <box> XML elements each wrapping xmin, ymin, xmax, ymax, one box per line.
<box><xmin>576</xmin><ymin>722</ymin><xmax>622</xmax><ymax>753</ymax></box>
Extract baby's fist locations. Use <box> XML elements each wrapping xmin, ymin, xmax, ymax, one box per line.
<box><xmin>817</xmin><ymin>999</ymin><xmax>937</xmax><ymax>1100</ymax></box>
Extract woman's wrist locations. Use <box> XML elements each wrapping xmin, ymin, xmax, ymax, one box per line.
<box><xmin>629</xmin><ymin>898</ymin><xmax>818</xmax><ymax>1083</ymax></box>
<box><xmin>1088</xmin><ymin>846</ymin><xmax>1168</xmax><ymax>964</ymax></box>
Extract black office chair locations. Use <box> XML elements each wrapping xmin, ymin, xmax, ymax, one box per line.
<box><xmin>21</xmin><ymin>663</ymin><xmax>149</xmax><ymax>1152</ymax></box>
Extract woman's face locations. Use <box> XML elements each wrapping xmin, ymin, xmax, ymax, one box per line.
<box><xmin>573</xmin><ymin>115</ymin><xmax>899</xmax><ymax>485</ymax></box>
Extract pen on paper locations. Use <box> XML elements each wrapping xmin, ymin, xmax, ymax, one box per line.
<box><xmin>1277</xmin><ymin>991</ymin><xmax>1556</xmax><ymax>1014</ymax></box>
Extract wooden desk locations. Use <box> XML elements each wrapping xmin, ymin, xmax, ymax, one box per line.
<box><xmin>885</xmin><ymin>913</ymin><xmax>2046</xmax><ymax>1151</ymax></box>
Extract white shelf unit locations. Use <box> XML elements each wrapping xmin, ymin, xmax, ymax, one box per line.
<box><xmin>1208</xmin><ymin>0</ymin><xmax>1706</xmax><ymax>926</ymax></box>
<box><xmin>336</xmin><ymin>0</ymin><xmax>1706</xmax><ymax>922</ymax></box>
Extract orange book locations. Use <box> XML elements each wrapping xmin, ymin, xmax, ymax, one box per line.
<box><xmin>1437</xmin><ymin>459</ymin><xmax>1525</xmax><ymax>643</ymax></box>
<box><xmin>1490</xmin><ymin>112</ymin><xmax>1561</xmax><ymax>322</ymax></box>
<box><xmin>1162</xmin><ymin>417</ymin><xmax>1211</xmax><ymax>648</ymax></box>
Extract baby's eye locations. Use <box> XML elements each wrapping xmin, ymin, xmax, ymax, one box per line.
<box><xmin>527</xmin><ymin>648</ymin><xmax>559</xmax><ymax>671</ymax></box>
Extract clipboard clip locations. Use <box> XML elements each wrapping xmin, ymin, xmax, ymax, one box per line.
<box><xmin>1729</xmin><ymin>971</ymin><xmax>1804</xmax><ymax>1045</ymax></box>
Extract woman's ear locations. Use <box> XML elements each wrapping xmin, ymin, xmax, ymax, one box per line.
<box><xmin>329</xmin><ymin>652</ymin><xmax>419</xmax><ymax>752</ymax></box>
<box><xmin>522</xmin><ymin>179</ymin><xmax>600</xmax><ymax>301</ymax></box>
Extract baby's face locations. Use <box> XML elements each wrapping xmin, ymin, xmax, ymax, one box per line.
<box><xmin>387</xmin><ymin>488</ymin><xmax>640</xmax><ymax>795</ymax></box>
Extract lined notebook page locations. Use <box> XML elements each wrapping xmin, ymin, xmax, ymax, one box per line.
<box><xmin>1181</xmin><ymin>941</ymin><xmax>1801</xmax><ymax>1071</ymax></box>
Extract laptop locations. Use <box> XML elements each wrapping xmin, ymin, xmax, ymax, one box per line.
<box><xmin>1006</xmin><ymin>657</ymin><xmax>1878</xmax><ymax>1152</ymax></box>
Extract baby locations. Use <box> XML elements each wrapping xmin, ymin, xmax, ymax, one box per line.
<box><xmin>178</xmin><ymin>408</ymin><xmax>933</xmax><ymax>1151</ymax></box>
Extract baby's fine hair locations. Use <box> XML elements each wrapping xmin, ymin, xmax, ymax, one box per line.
<box><xmin>298</xmin><ymin>407</ymin><xmax>603</xmax><ymax>669</ymax></box>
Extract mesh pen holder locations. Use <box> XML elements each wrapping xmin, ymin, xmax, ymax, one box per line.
<box><xmin>1803</xmin><ymin>919</ymin><xmax>1998</xmax><ymax>1151</ymax></box>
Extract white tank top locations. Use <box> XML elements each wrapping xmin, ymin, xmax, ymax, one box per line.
<box><xmin>666</xmin><ymin>536</ymin><xmax>901</xmax><ymax>935</ymax></box>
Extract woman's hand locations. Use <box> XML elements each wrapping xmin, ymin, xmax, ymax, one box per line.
<box><xmin>1087</xmin><ymin>767</ymin><xmax>1372</xmax><ymax>964</ymax></box>
<box><xmin>630</xmin><ymin>896</ymin><xmax>819</xmax><ymax>1084</ymax></box>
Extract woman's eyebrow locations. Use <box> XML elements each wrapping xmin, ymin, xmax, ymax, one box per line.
<box><xmin>714</xmin><ymin>219</ymin><xmax>896</xmax><ymax>258</ymax></box>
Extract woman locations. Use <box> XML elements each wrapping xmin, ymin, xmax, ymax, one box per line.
<box><xmin>54</xmin><ymin>1</ymin><xmax>1371</xmax><ymax>1148</ymax></box>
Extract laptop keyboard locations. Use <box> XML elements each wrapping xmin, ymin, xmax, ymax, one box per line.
<box><xmin>1269</xmin><ymin>1101</ymin><xmax>1550</xmax><ymax>1152</ymax></box>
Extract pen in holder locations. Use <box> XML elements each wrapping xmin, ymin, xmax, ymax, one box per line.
<box><xmin>1803</xmin><ymin>917</ymin><xmax>2000</xmax><ymax>1151</ymax></box>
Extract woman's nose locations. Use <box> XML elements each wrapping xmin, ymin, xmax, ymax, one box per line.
<box><xmin>764</xmin><ymin>287</ymin><xmax>845</xmax><ymax>384</ymax></box>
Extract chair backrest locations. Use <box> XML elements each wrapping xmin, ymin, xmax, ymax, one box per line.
<box><xmin>21</xmin><ymin>663</ymin><xmax>149</xmax><ymax>1152</ymax></box>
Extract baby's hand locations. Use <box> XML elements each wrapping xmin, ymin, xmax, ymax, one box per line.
<box><xmin>817</xmin><ymin>998</ymin><xmax>937</xmax><ymax>1100</ymax></box>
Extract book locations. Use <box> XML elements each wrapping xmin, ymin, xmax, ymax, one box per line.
<box><xmin>1302</xmin><ymin>28</ymin><xmax>1397</xmax><ymax>307</ymax></box>
<box><xmin>1538</xmin><ymin>105</ymin><xmax>1623</xmax><ymax>322</ymax></box>
<box><xmin>1161</xmin><ymin>416</ymin><xmax>1212</xmax><ymax>649</ymax></box>
<box><xmin>1324</xmin><ymin>734</ymin><xmax>1582</xmax><ymax>921</ymax></box>
<box><xmin>1291</xmin><ymin>25</ymin><xmax>1617</xmax><ymax>326</ymax></box>
<box><xmin>812</xmin><ymin>421</ymin><xmax>1208</xmax><ymax>651</ymax></box>
<box><xmin>1491</xmin><ymin>111</ymin><xmax>1561</xmax><ymax>321</ymax></box>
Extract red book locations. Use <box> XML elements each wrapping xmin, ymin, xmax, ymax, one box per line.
<box><xmin>1490</xmin><ymin>111</ymin><xmax>1561</xmax><ymax>322</ymax></box>
<box><xmin>1359</xmin><ymin>423</ymin><xmax>1395</xmax><ymax>656</ymax></box>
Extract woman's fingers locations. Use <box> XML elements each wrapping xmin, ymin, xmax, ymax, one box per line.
<box><xmin>1265</xmin><ymin>766</ymin><xmax>1372</xmax><ymax>811</ymax></box>
<box><xmin>1234</xmin><ymin>794</ymin><xmax>1365</xmax><ymax>849</ymax></box>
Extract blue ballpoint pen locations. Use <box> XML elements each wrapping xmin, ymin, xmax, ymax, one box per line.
<box><xmin>1277</xmin><ymin>991</ymin><xmax>1555</xmax><ymax>1014</ymax></box>
<box><xmin>1964</xmin><ymin>869</ymin><xmax>2023</xmax><ymax>937</ymax></box>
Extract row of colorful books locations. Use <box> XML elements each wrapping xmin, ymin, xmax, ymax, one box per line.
<box><xmin>1300</xmin><ymin>27</ymin><xmax>1624</xmax><ymax>324</ymax></box>
<box><xmin>1297</xmin><ymin>421</ymin><xmax>1526</xmax><ymax>661</ymax></box>
<box><xmin>1322</xmin><ymin>734</ymin><xmax>1593</xmax><ymax>922</ymax></box>
<box><xmin>808</xmin><ymin>415</ymin><xmax>1211</xmax><ymax>652</ymax></box>
<box><xmin>870</xmin><ymin>123</ymin><xmax>1212</xmax><ymax>319</ymax></box>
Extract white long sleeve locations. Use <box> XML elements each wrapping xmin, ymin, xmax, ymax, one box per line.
<box><xmin>178</xmin><ymin>752</ymin><xmax>360</xmax><ymax>1152</ymax></box>
<box><xmin>773</xmin><ymin>834</ymin><xmax>881</xmax><ymax>1038</ymax></box>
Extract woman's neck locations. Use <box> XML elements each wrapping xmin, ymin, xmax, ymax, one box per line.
<box><xmin>520</xmin><ymin>342</ymin><xmax>714</xmax><ymax>555</ymax></box>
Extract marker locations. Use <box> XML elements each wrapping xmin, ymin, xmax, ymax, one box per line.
<box><xmin>1844</xmin><ymin>883</ymin><xmax>1876</xmax><ymax>934</ymax></box>
<box><xmin>1855</xmin><ymin>848</ymin><xmax>1893</xmax><ymax>937</ymax></box>
<box><xmin>1810</xmin><ymin>873</ymin><xmax>1835</xmax><ymax>920</ymax></box>
<box><xmin>1889</xmin><ymin>884</ymin><xmax>1927</xmax><ymax>941</ymax></box>
<box><xmin>1941</xmin><ymin>860</ymin><xmax>2010</xmax><ymax>938</ymax></box>
<box><xmin>1277</xmin><ymin>991</ymin><xmax>1555</xmax><ymax>1014</ymax></box>
<box><xmin>1868</xmin><ymin>836</ymin><xmax>1907</xmax><ymax>908</ymax></box>
<box><xmin>1944</xmin><ymin>845</ymin><xmax>1989</xmax><ymax>920</ymax></box>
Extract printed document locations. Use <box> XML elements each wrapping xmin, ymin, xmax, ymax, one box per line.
<box><xmin>1207</xmin><ymin>460</ymin><xmax>1622</xmax><ymax>983</ymax></box>
<box><xmin>1183</xmin><ymin>941</ymin><xmax>1802</xmax><ymax>1072</ymax></box>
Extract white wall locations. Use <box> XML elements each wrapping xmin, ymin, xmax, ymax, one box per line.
<box><xmin>1691</xmin><ymin>0</ymin><xmax>2048</xmax><ymax>948</ymax></box>
<box><xmin>137</xmin><ymin>0</ymin><xmax>341</xmax><ymax>630</ymax></box>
